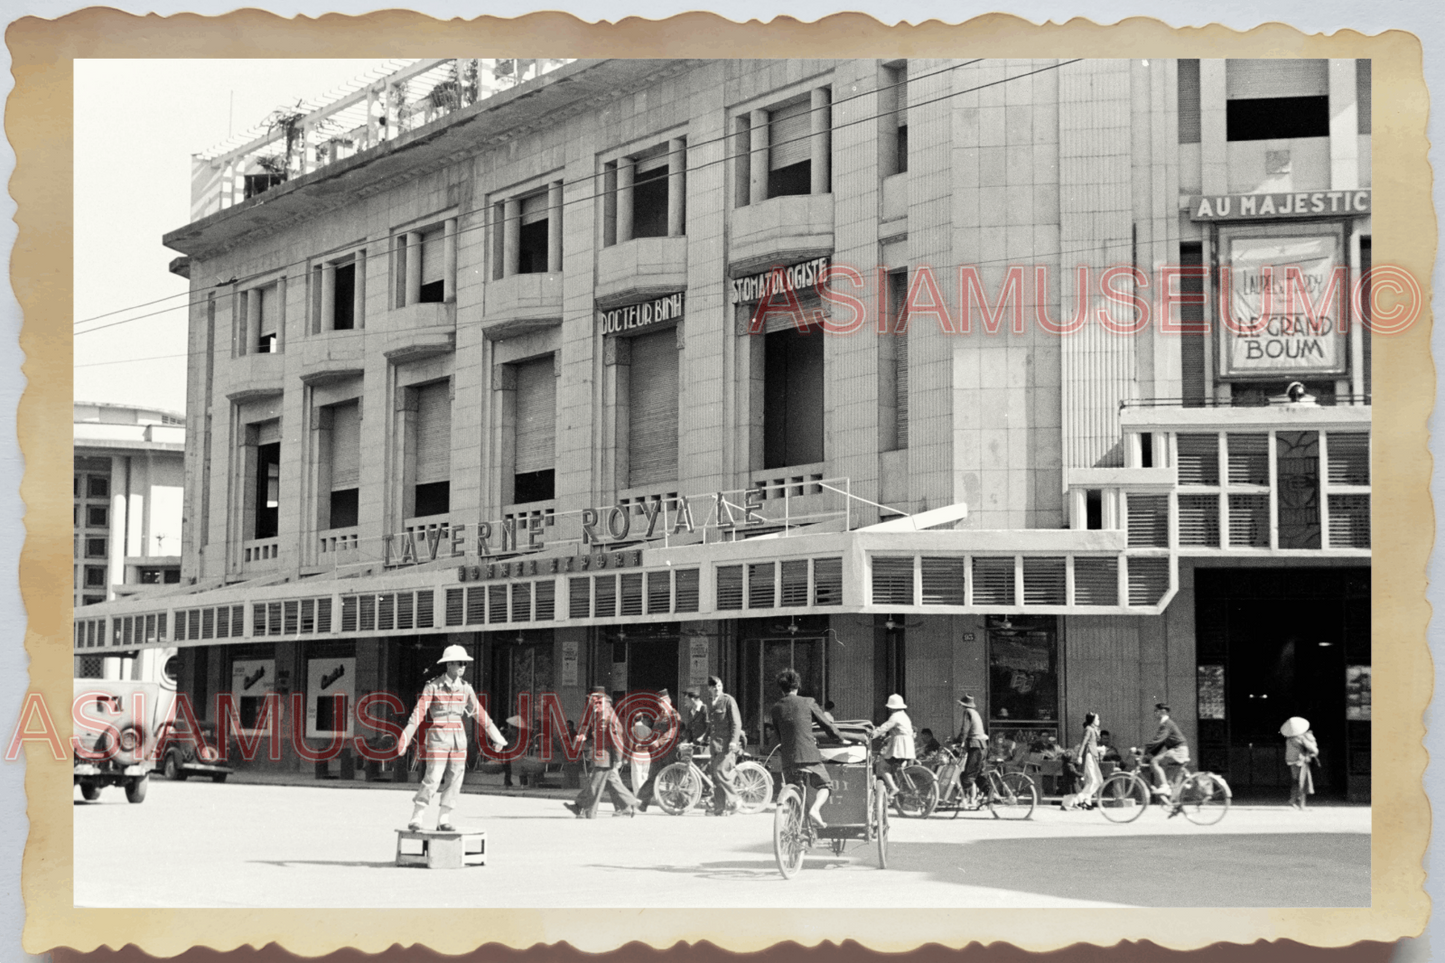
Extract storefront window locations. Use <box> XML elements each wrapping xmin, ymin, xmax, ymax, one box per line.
<box><xmin>987</xmin><ymin>615</ymin><xmax>1059</xmax><ymax>749</ymax></box>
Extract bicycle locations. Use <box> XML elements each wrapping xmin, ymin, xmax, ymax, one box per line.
<box><xmin>773</xmin><ymin>758</ymin><xmax>889</xmax><ymax>878</ymax></box>
<box><xmin>1094</xmin><ymin>748</ymin><xmax>1231</xmax><ymax>825</ymax></box>
<box><xmin>925</xmin><ymin>745</ymin><xmax>1037</xmax><ymax>819</ymax></box>
<box><xmin>653</xmin><ymin>742</ymin><xmax>775</xmax><ymax>815</ymax></box>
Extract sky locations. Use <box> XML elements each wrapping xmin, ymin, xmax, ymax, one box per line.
<box><xmin>73</xmin><ymin>60</ymin><xmax>398</xmax><ymax>414</ymax></box>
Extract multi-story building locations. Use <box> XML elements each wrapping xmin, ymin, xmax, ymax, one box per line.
<box><xmin>78</xmin><ymin>57</ymin><xmax>1372</xmax><ymax>799</ymax></box>
<box><xmin>73</xmin><ymin>401</ymin><xmax>185</xmax><ymax>681</ymax></box>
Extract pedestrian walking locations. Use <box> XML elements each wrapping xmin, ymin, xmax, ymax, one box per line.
<box><xmin>1060</xmin><ymin>711</ymin><xmax>1103</xmax><ymax>811</ymax></box>
<box><xmin>703</xmin><ymin>675</ymin><xmax>743</xmax><ymax>815</ymax></box>
<box><xmin>565</xmin><ymin>687</ymin><xmax>639</xmax><ymax>819</ymax></box>
<box><xmin>872</xmin><ymin>693</ymin><xmax>915</xmax><ymax>798</ymax></box>
<box><xmin>952</xmin><ymin>694</ymin><xmax>989</xmax><ymax>803</ymax></box>
<box><xmin>396</xmin><ymin>645</ymin><xmax>506</xmax><ymax>832</ymax></box>
<box><xmin>635</xmin><ymin>689</ymin><xmax>682</xmax><ymax>813</ymax></box>
<box><xmin>1281</xmin><ymin>716</ymin><xmax>1319</xmax><ymax>810</ymax></box>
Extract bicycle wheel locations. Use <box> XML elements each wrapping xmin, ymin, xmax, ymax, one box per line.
<box><xmin>894</xmin><ymin>765</ymin><xmax>939</xmax><ymax>818</ymax></box>
<box><xmin>654</xmin><ymin>762</ymin><xmax>703</xmax><ymax>815</ymax></box>
<box><xmin>1098</xmin><ymin>771</ymin><xmax>1150</xmax><ymax>823</ymax></box>
<box><xmin>874</xmin><ymin>780</ymin><xmax>890</xmax><ymax>868</ymax></box>
<box><xmin>1178</xmin><ymin>772</ymin><xmax>1231</xmax><ymax>826</ymax></box>
<box><xmin>773</xmin><ymin>788</ymin><xmax>806</xmax><ymax>879</ymax></box>
<box><xmin>733</xmin><ymin>761</ymin><xmax>775</xmax><ymax>814</ymax></box>
<box><xmin>989</xmin><ymin>772</ymin><xmax>1037</xmax><ymax>820</ymax></box>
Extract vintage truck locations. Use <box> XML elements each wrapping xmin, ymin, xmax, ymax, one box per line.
<box><xmin>73</xmin><ymin>678</ymin><xmax>176</xmax><ymax>804</ymax></box>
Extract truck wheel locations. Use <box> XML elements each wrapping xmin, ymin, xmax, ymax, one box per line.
<box><xmin>163</xmin><ymin>754</ymin><xmax>187</xmax><ymax>781</ymax></box>
<box><xmin>79</xmin><ymin>783</ymin><xmax>100</xmax><ymax>801</ymax></box>
<box><xmin>125</xmin><ymin>775</ymin><xmax>149</xmax><ymax>804</ymax></box>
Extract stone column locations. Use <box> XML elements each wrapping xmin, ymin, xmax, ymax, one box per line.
<box><xmin>245</xmin><ymin>288</ymin><xmax>261</xmax><ymax>355</ymax></box>
<box><xmin>667</xmin><ymin>137</ymin><xmax>686</xmax><ymax>236</ymax></box>
<box><xmin>320</xmin><ymin>262</ymin><xmax>336</xmax><ymax>332</ymax></box>
<box><xmin>750</xmin><ymin>109</ymin><xmax>770</xmax><ymax>204</ymax></box>
<box><xmin>547</xmin><ymin>181</ymin><xmax>564</xmax><ymax>272</ymax></box>
<box><xmin>616</xmin><ymin>157</ymin><xmax>635</xmax><ymax>244</ymax></box>
<box><xmin>503</xmin><ymin>198</ymin><xmax>521</xmax><ymax>277</ymax></box>
<box><xmin>444</xmin><ymin>217</ymin><xmax>458</xmax><ymax>302</ymax></box>
<box><xmin>810</xmin><ymin>87</ymin><xmax>831</xmax><ymax>194</ymax></box>
<box><xmin>405</xmin><ymin>231</ymin><xmax>422</xmax><ymax>304</ymax></box>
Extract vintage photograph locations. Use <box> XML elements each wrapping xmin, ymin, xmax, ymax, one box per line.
<box><xmin>66</xmin><ymin>51</ymin><xmax>1384</xmax><ymax>912</ymax></box>
<box><xmin>9</xmin><ymin>7</ymin><xmax>1427</xmax><ymax>953</ymax></box>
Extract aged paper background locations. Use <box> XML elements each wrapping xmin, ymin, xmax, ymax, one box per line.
<box><xmin>5</xmin><ymin>8</ymin><xmax>1433</xmax><ymax>958</ymax></box>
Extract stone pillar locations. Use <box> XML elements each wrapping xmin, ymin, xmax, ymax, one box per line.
<box><xmin>616</xmin><ymin>157</ymin><xmax>635</xmax><ymax>244</ymax></box>
<box><xmin>503</xmin><ymin>198</ymin><xmax>521</xmax><ymax>277</ymax></box>
<box><xmin>405</xmin><ymin>231</ymin><xmax>422</xmax><ymax>304</ymax></box>
<box><xmin>245</xmin><ymin>289</ymin><xmax>261</xmax><ymax>355</ymax></box>
<box><xmin>667</xmin><ymin>137</ymin><xmax>686</xmax><ymax>236</ymax></box>
<box><xmin>320</xmin><ymin>262</ymin><xmax>336</xmax><ymax>332</ymax></box>
<box><xmin>1199</xmin><ymin>60</ymin><xmax>1228</xmax><ymax>196</ymax></box>
<box><xmin>1328</xmin><ymin>59</ymin><xmax>1360</xmax><ymax>191</ymax></box>
<box><xmin>1068</xmin><ymin>488</ymin><xmax>1088</xmax><ymax>530</ymax></box>
<box><xmin>750</xmin><ymin>109</ymin><xmax>769</xmax><ymax>204</ymax></box>
<box><xmin>810</xmin><ymin>87</ymin><xmax>831</xmax><ymax>194</ymax></box>
<box><xmin>547</xmin><ymin>181</ymin><xmax>564</xmax><ymax>273</ymax></box>
<box><xmin>353</xmin><ymin>249</ymin><xmax>366</xmax><ymax>328</ymax></box>
<box><xmin>444</xmin><ymin>217</ymin><xmax>458</xmax><ymax>302</ymax></box>
<box><xmin>108</xmin><ymin>455</ymin><xmax>128</xmax><ymax>597</ymax></box>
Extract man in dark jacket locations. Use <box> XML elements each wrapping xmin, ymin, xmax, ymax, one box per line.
<box><xmin>703</xmin><ymin>676</ymin><xmax>744</xmax><ymax>815</ymax></box>
<box><xmin>1145</xmin><ymin>702</ymin><xmax>1190</xmax><ymax>800</ymax></box>
<box><xmin>953</xmin><ymin>694</ymin><xmax>990</xmax><ymax>803</ymax></box>
<box><xmin>768</xmin><ymin>668</ymin><xmax>863</xmax><ymax>829</ymax></box>
<box><xmin>635</xmin><ymin>688</ymin><xmax>682</xmax><ymax>813</ymax></box>
<box><xmin>565</xmin><ymin>688</ymin><xmax>639</xmax><ymax>818</ymax></box>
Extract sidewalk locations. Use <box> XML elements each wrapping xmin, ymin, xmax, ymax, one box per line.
<box><xmin>226</xmin><ymin>766</ymin><xmax>581</xmax><ymax>800</ymax></box>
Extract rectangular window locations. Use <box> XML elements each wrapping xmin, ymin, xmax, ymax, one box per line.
<box><xmin>418</xmin><ymin>227</ymin><xmax>445</xmax><ymax>302</ymax></box>
<box><xmin>1276</xmin><ymin>431</ymin><xmax>1321</xmax><ymax>549</ymax></box>
<box><xmin>1177</xmin><ymin>59</ymin><xmax>1201</xmax><ymax>144</ymax></box>
<box><xmin>87</xmin><ymin>475</ymin><xmax>109</xmax><ymax>498</ymax></box>
<box><xmin>632</xmin><ymin>160</ymin><xmax>669</xmax><ymax>239</ymax></box>
<box><xmin>85</xmin><ymin>537</ymin><xmax>107</xmax><ymax>558</ymax></box>
<box><xmin>255</xmin><ymin>283</ymin><xmax>279</xmax><ymax>353</ymax></box>
<box><xmin>86</xmin><ymin>505</ymin><xmax>108</xmax><ymax>528</ymax></box>
<box><xmin>1356</xmin><ymin>60</ymin><xmax>1371</xmax><ymax>135</ymax></box>
<box><xmin>84</xmin><ymin>566</ymin><xmax>107</xmax><ymax>588</ymax></box>
<box><xmin>1179</xmin><ymin>242</ymin><xmax>1206</xmax><ymax>406</ymax></box>
<box><xmin>412</xmin><ymin>382</ymin><xmax>451</xmax><ymax>517</ymax></box>
<box><xmin>1361</xmin><ymin>236</ymin><xmax>1371</xmax><ymax>397</ymax></box>
<box><xmin>1225</xmin><ymin>59</ymin><xmax>1330</xmax><ymax>141</ymax></box>
<box><xmin>882</xmin><ymin>63</ymin><xmax>908</xmax><ymax>175</ymax></box>
<box><xmin>518</xmin><ymin>193</ymin><xmax>549</xmax><ymax>274</ymax></box>
<box><xmin>768</xmin><ymin>98</ymin><xmax>813</xmax><ymax>198</ymax></box>
<box><xmin>627</xmin><ymin>329</ymin><xmax>680</xmax><ymax>487</ymax></box>
<box><xmin>514</xmin><ymin>357</ymin><xmax>557</xmax><ymax>503</ymax></box>
<box><xmin>327</xmin><ymin>401</ymin><xmax>361</xmax><ymax>529</ymax></box>
<box><xmin>334</xmin><ymin>259</ymin><xmax>357</xmax><ymax>329</ymax></box>
<box><xmin>763</xmin><ymin>327</ymin><xmax>824</xmax><ymax>468</ymax></box>
<box><xmin>255</xmin><ymin>441</ymin><xmax>281</xmax><ymax>539</ymax></box>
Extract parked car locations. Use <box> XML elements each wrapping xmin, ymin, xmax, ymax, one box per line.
<box><xmin>73</xmin><ymin>679</ymin><xmax>171</xmax><ymax>804</ymax></box>
<box><xmin>159</xmin><ymin>718</ymin><xmax>233</xmax><ymax>783</ymax></box>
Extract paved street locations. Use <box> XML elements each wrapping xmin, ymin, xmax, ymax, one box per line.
<box><xmin>73</xmin><ymin>778</ymin><xmax>1370</xmax><ymax>908</ymax></box>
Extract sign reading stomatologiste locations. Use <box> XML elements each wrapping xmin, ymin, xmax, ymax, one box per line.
<box><xmin>729</xmin><ymin>256</ymin><xmax>830</xmax><ymax>304</ymax></box>
<box><xmin>597</xmin><ymin>292</ymin><xmax>684</xmax><ymax>336</ymax></box>
<box><xmin>1222</xmin><ymin>234</ymin><xmax>1347</xmax><ymax>378</ymax></box>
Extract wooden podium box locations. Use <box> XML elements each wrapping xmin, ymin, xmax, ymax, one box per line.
<box><xmin>395</xmin><ymin>828</ymin><xmax>487</xmax><ymax>868</ymax></box>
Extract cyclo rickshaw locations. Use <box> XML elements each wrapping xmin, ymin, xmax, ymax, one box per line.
<box><xmin>771</xmin><ymin>722</ymin><xmax>889</xmax><ymax>879</ymax></box>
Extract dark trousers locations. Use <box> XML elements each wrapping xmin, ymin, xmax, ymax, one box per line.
<box><xmin>962</xmin><ymin>746</ymin><xmax>988</xmax><ymax>793</ymax></box>
<box><xmin>635</xmin><ymin>749</ymin><xmax>676</xmax><ymax>806</ymax></box>
<box><xmin>576</xmin><ymin>765</ymin><xmax>638</xmax><ymax>817</ymax></box>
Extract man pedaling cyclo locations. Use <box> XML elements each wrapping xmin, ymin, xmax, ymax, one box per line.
<box><xmin>767</xmin><ymin>667</ymin><xmax>866</xmax><ymax>830</ymax></box>
<box><xmin>1144</xmin><ymin>702</ymin><xmax>1190</xmax><ymax>802</ymax></box>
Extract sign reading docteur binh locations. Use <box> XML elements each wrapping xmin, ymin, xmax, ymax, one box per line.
<box><xmin>597</xmin><ymin>292</ymin><xmax>684</xmax><ymax>336</ymax></box>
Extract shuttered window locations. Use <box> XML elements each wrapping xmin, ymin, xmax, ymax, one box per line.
<box><xmin>1127</xmin><ymin>557</ymin><xmax>1171</xmax><ymax>606</ymax></box>
<box><xmin>1327</xmin><ymin>433</ymin><xmax>1370</xmax><ymax>485</ymax></box>
<box><xmin>419</xmin><ymin>227</ymin><xmax>444</xmax><ymax>286</ymax></box>
<box><xmin>1127</xmin><ymin>494</ymin><xmax>1169</xmax><ymax>547</ymax></box>
<box><xmin>971</xmin><ymin>557</ymin><xmax>1015</xmax><ymax>607</ymax></box>
<box><xmin>515</xmin><ymin>358</ymin><xmax>557</xmax><ymax>476</ymax></box>
<box><xmin>674</xmin><ymin>569</ymin><xmax>700</xmax><ymax>612</ymax></box>
<box><xmin>413</xmin><ymin>382</ymin><xmax>451</xmax><ymax>486</ymax></box>
<box><xmin>1176</xmin><ymin>434</ymin><xmax>1219</xmax><ymax>485</ymax></box>
<box><xmin>520</xmin><ymin>192</ymin><xmax>549</xmax><ymax>225</ymax></box>
<box><xmin>1021</xmin><ymin>558</ymin><xmax>1066</xmax><ymax>606</ymax></box>
<box><xmin>1178</xmin><ymin>494</ymin><xmax>1221</xmax><ymax>547</ymax></box>
<box><xmin>769</xmin><ymin>98</ymin><xmax>812</xmax><ymax>170</ymax></box>
<box><xmin>628</xmin><ymin>329</ymin><xmax>679</xmax><ymax>487</ymax></box>
<box><xmin>330</xmin><ymin>402</ymin><xmax>361</xmax><ymax>490</ymax></box>
<box><xmin>920</xmin><ymin>557</ymin><xmax>967</xmax><ymax>606</ymax></box>
<box><xmin>872</xmin><ymin>556</ymin><xmax>915</xmax><ymax>606</ymax></box>
<box><xmin>1073</xmin><ymin>558</ymin><xmax>1118</xmax><ymax>606</ymax></box>
<box><xmin>1227</xmin><ymin>434</ymin><xmax>1270</xmax><ymax>485</ymax></box>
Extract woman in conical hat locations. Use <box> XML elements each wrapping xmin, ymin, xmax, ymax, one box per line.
<box><xmin>872</xmin><ymin>693</ymin><xmax>915</xmax><ymax>798</ymax></box>
<box><xmin>1281</xmin><ymin>717</ymin><xmax>1318</xmax><ymax>810</ymax></box>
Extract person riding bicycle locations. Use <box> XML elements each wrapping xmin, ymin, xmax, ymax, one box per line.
<box><xmin>768</xmin><ymin>668</ymin><xmax>864</xmax><ymax>830</ymax></box>
<box><xmin>872</xmin><ymin>694</ymin><xmax>915</xmax><ymax>798</ymax></box>
<box><xmin>1144</xmin><ymin>702</ymin><xmax>1190</xmax><ymax>801</ymax></box>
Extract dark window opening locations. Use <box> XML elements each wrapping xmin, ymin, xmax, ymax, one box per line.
<box><xmin>257</xmin><ymin>331</ymin><xmax>278</xmax><ymax>354</ymax></box>
<box><xmin>328</xmin><ymin>488</ymin><xmax>359</xmax><ymax>529</ymax></box>
<box><xmin>418</xmin><ymin>279</ymin><xmax>445</xmax><ymax>303</ymax></box>
<box><xmin>88</xmin><ymin>476</ymin><xmax>109</xmax><ymax>498</ymax></box>
<box><xmin>414</xmin><ymin>481</ymin><xmax>450</xmax><ymax>518</ymax></box>
<box><xmin>85</xmin><ymin>566</ymin><xmax>107</xmax><ymax>588</ymax></box>
<box><xmin>1361</xmin><ymin>236</ymin><xmax>1371</xmax><ymax>397</ymax></box>
<box><xmin>768</xmin><ymin>160</ymin><xmax>812</xmax><ymax>199</ymax></box>
<box><xmin>1180</xmin><ymin>241</ymin><xmax>1207</xmax><ymax>407</ymax></box>
<box><xmin>518</xmin><ymin>220</ymin><xmax>549</xmax><ymax>274</ymax></box>
<box><xmin>1178</xmin><ymin>59</ymin><xmax>1201</xmax><ymax>144</ymax></box>
<box><xmin>86</xmin><ymin>505</ymin><xmax>108</xmax><ymax>527</ymax></box>
<box><xmin>165</xmin><ymin>569</ymin><xmax>181</xmax><ymax>584</ymax></box>
<box><xmin>763</xmin><ymin>327</ymin><xmax>825</xmax><ymax>469</ymax></box>
<box><xmin>1085</xmin><ymin>490</ymin><xmax>1103</xmax><ymax>530</ymax></box>
<box><xmin>896</xmin><ymin>125</ymin><xmax>908</xmax><ymax>173</ymax></box>
<box><xmin>333</xmin><ymin>262</ymin><xmax>355</xmax><ymax>330</ymax></box>
<box><xmin>85</xmin><ymin>537</ymin><xmax>107</xmax><ymax>558</ymax></box>
<box><xmin>254</xmin><ymin>442</ymin><xmax>280</xmax><ymax>539</ymax></box>
<box><xmin>632</xmin><ymin>168</ymin><xmax>669</xmax><ymax>238</ymax></box>
<box><xmin>1226</xmin><ymin>95</ymin><xmax>1330</xmax><ymax>141</ymax></box>
<box><xmin>1140</xmin><ymin>433</ymin><xmax>1154</xmax><ymax>469</ymax></box>
<box><xmin>244</xmin><ymin>173</ymin><xmax>285</xmax><ymax>199</ymax></box>
<box><xmin>83</xmin><ymin>595</ymin><xmax>104</xmax><ymax>606</ymax></box>
<box><xmin>514</xmin><ymin>469</ymin><xmax>555</xmax><ymax>505</ymax></box>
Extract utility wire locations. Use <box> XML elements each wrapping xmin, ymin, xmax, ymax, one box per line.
<box><xmin>76</xmin><ymin>58</ymin><xmax>1082</xmax><ymax>337</ymax></box>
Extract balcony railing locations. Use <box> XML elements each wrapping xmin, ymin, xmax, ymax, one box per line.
<box><xmin>191</xmin><ymin>59</ymin><xmax>571</xmax><ymax>221</ymax></box>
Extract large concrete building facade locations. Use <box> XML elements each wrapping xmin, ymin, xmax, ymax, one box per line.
<box><xmin>77</xmin><ymin>58</ymin><xmax>1371</xmax><ymax>799</ymax></box>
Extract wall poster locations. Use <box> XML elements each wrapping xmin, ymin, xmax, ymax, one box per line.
<box><xmin>1220</xmin><ymin>231</ymin><xmax>1348</xmax><ymax>379</ymax></box>
<box><xmin>1346</xmin><ymin>665</ymin><xmax>1372</xmax><ymax>721</ymax></box>
<box><xmin>305</xmin><ymin>656</ymin><xmax>355</xmax><ymax>739</ymax></box>
<box><xmin>229</xmin><ymin>658</ymin><xmax>277</xmax><ymax>734</ymax></box>
<box><xmin>1197</xmin><ymin>664</ymin><xmax>1226</xmax><ymax>721</ymax></box>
